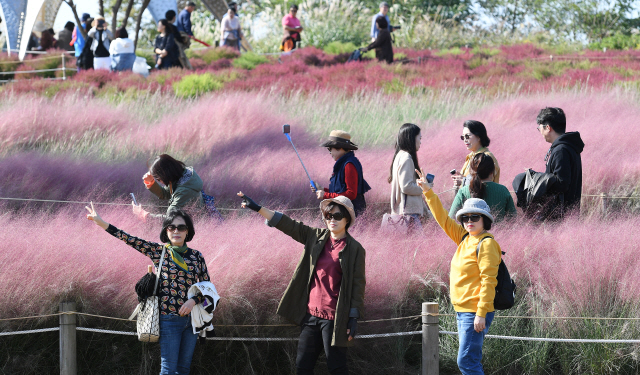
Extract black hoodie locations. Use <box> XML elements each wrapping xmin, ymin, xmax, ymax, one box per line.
<box><xmin>544</xmin><ymin>131</ymin><xmax>585</xmax><ymax>211</ymax></box>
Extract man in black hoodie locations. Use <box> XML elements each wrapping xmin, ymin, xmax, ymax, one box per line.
<box><xmin>536</xmin><ymin>107</ymin><xmax>585</xmax><ymax>219</ymax></box>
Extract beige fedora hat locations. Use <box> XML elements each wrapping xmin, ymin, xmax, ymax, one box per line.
<box><xmin>319</xmin><ymin>196</ymin><xmax>357</xmax><ymax>226</ymax></box>
<box><xmin>320</xmin><ymin>130</ymin><xmax>358</xmax><ymax>151</ymax></box>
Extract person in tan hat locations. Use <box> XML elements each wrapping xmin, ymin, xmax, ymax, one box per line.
<box><xmin>312</xmin><ymin>130</ymin><xmax>371</xmax><ymax>217</ymax></box>
<box><xmin>87</xmin><ymin>17</ymin><xmax>113</xmax><ymax>71</ymax></box>
<box><xmin>237</xmin><ymin>192</ymin><xmax>365</xmax><ymax>374</ymax></box>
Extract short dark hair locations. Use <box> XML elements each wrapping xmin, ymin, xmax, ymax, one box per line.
<box><xmin>290</xmin><ymin>4</ymin><xmax>299</xmax><ymax>10</ymax></box>
<box><xmin>463</xmin><ymin>120</ymin><xmax>490</xmax><ymax>148</ymax></box>
<box><xmin>115</xmin><ymin>27</ymin><xmax>128</xmax><ymax>39</ymax></box>
<box><xmin>375</xmin><ymin>16</ymin><xmax>388</xmax><ymax>30</ymax></box>
<box><xmin>187</xmin><ymin>1</ymin><xmax>197</xmax><ymax>7</ymax></box>
<box><xmin>160</xmin><ymin>209</ymin><xmax>196</xmax><ymax>243</ymax></box>
<box><xmin>149</xmin><ymin>154</ymin><xmax>186</xmax><ymax>187</ymax></box>
<box><xmin>165</xmin><ymin>10</ymin><xmax>176</xmax><ymax>21</ymax></box>
<box><xmin>482</xmin><ymin>215</ymin><xmax>492</xmax><ymax>230</ymax></box>
<box><xmin>64</xmin><ymin>21</ymin><xmax>75</xmax><ymax>31</ymax></box>
<box><xmin>537</xmin><ymin>107</ymin><xmax>566</xmax><ymax>134</ymax></box>
<box><xmin>321</xmin><ymin>203</ymin><xmax>352</xmax><ymax>231</ymax></box>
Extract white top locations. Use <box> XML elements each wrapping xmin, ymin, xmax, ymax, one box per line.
<box><xmin>390</xmin><ymin>150</ymin><xmax>430</xmax><ymax>215</ymax></box>
<box><xmin>220</xmin><ymin>14</ymin><xmax>241</xmax><ymax>40</ymax></box>
<box><xmin>109</xmin><ymin>37</ymin><xmax>135</xmax><ymax>55</ymax></box>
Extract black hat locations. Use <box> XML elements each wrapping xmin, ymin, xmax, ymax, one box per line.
<box><xmin>320</xmin><ymin>130</ymin><xmax>358</xmax><ymax>151</ymax></box>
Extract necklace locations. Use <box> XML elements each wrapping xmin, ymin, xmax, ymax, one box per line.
<box><xmin>330</xmin><ymin>237</ymin><xmax>345</xmax><ymax>250</ymax></box>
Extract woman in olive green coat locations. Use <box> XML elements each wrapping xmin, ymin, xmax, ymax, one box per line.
<box><xmin>237</xmin><ymin>192</ymin><xmax>366</xmax><ymax>374</ymax></box>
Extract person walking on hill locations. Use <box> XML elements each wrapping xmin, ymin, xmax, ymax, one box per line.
<box><xmin>452</xmin><ymin>120</ymin><xmax>500</xmax><ymax>190</ymax></box>
<box><xmin>449</xmin><ymin>153</ymin><xmax>516</xmax><ymax>223</ymax></box>
<box><xmin>312</xmin><ymin>130</ymin><xmax>371</xmax><ymax>217</ymax></box>
<box><xmin>237</xmin><ymin>192</ymin><xmax>365</xmax><ymax>375</ymax></box>
<box><xmin>361</xmin><ymin>16</ymin><xmax>393</xmax><ymax>64</ymax></box>
<box><xmin>85</xmin><ymin>206</ymin><xmax>210</xmax><ymax>375</ymax></box>
<box><xmin>220</xmin><ymin>8</ymin><xmax>243</xmax><ymax>51</ymax></box>
<box><xmin>166</xmin><ymin>9</ymin><xmax>192</xmax><ymax>69</ymax></box>
<box><xmin>417</xmin><ymin>169</ymin><xmax>501</xmax><ymax>375</ymax></box>
<box><xmin>177</xmin><ymin>2</ymin><xmax>196</xmax><ymax>45</ymax></box>
<box><xmin>281</xmin><ymin>4</ymin><xmax>303</xmax><ymax>51</ymax></box>
<box><xmin>388</xmin><ymin>123</ymin><xmax>429</xmax><ymax>231</ymax></box>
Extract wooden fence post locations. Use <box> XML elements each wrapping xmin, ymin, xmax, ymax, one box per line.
<box><xmin>59</xmin><ymin>302</ymin><xmax>77</xmax><ymax>375</ymax></box>
<box><xmin>61</xmin><ymin>53</ymin><xmax>66</xmax><ymax>81</ymax></box>
<box><xmin>422</xmin><ymin>302</ymin><xmax>439</xmax><ymax>375</ymax></box>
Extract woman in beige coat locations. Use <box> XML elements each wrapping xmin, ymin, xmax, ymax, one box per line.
<box><xmin>389</xmin><ymin>123</ymin><xmax>429</xmax><ymax>230</ymax></box>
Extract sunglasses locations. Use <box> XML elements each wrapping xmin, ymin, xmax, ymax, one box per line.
<box><xmin>460</xmin><ymin>134</ymin><xmax>472</xmax><ymax>141</ymax></box>
<box><xmin>460</xmin><ymin>214</ymin><xmax>482</xmax><ymax>223</ymax></box>
<box><xmin>166</xmin><ymin>224</ymin><xmax>189</xmax><ymax>232</ymax></box>
<box><xmin>324</xmin><ymin>212</ymin><xmax>345</xmax><ymax>221</ymax></box>
<box><xmin>327</xmin><ymin>147</ymin><xmax>333</xmax><ymax>152</ymax></box>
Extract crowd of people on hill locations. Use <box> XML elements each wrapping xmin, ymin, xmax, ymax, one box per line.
<box><xmin>83</xmin><ymin>105</ymin><xmax>583</xmax><ymax>375</ymax></box>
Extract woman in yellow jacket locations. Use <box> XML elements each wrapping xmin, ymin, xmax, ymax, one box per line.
<box><xmin>417</xmin><ymin>169</ymin><xmax>501</xmax><ymax>375</ymax></box>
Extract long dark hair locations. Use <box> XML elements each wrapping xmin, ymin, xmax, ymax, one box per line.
<box><xmin>388</xmin><ymin>123</ymin><xmax>421</xmax><ymax>183</ymax></box>
<box><xmin>149</xmin><ymin>154</ymin><xmax>186</xmax><ymax>188</ymax></box>
<box><xmin>469</xmin><ymin>153</ymin><xmax>495</xmax><ymax>199</ymax></box>
<box><xmin>463</xmin><ymin>120</ymin><xmax>490</xmax><ymax>148</ymax></box>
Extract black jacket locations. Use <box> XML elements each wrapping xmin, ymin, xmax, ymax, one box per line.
<box><xmin>513</xmin><ymin>169</ymin><xmax>558</xmax><ymax>220</ymax></box>
<box><xmin>365</xmin><ymin>29</ymin><xmax>393</xmax><ymax>64</ymax></box>
<box><xmin>544</xmin><ymin>132</ymin><xmax>584</xmax><ymax>211</ymax></box>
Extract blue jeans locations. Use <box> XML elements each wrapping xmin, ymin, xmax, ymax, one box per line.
<box><xmin>456</xmin><ymin>312</ymin><xmax>495</xmax><ymax>375</ymax></box>
<box><xmin>159</xmin><ymin>315</ymin><xmax>198</xmax><ymax>375</ymax></box>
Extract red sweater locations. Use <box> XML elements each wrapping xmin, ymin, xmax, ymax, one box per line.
<box><xmin>324</xmin><ymin>163</ymin><xmax>358</xmax><ymax>200</ymax></box>
<box><xmin>307</xmin><ymin>237</ymin><xmax>346</xmax><ymax>320</ymax></box>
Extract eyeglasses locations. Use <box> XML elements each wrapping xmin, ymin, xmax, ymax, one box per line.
<box><xmin>536</xmin><ymin>124</ymin><xmax>548</xmax><ymax>132</ymax></box>
<box><xmin>460</xmin><ymin>214</ymin><xmax>482</xmax><ymax>223</ymax></box>
<box><xmin>324</xmin><ymin>212</ymin><xmax>345</xmax><ymax>221</ymax></box>
<box><xmin>166</xmin><ymin>224</ymin><xmax>188</xmax><ymax>232</ymax></box>
<box><xmin>327</xmin><ymin>147</ymin><xmax>333</xmax><ymax>152</ymax></box>
<box><xmin>460</xmin><ymin>134</ymin><xmax>472</xmax><ymax>141</ymax></box>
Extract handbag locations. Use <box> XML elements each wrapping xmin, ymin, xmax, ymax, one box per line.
<box><xmin>128</xmin><ymin>246</ymin><xmax>167</xmax><ymax>342</ymax></box>
<box><xmin>381</xmin><ymin>192</ymin><xmax>410</xmax><ymax>234</ymax></box>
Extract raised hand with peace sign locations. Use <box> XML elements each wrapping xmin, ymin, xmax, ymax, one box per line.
<box><xmin>85</xmin><ymin>201</ymin><xmax>109</xmax><ymax>230</ymax></box>
<box><xmin>415</xmin><ymin>168</ymin><xmax>432</xmax><ymax>193</ymax></box>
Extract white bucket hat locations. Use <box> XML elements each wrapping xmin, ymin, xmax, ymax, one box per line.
<box><xmin>319</xmin><ymin>196</ymin><xmax>356</xmax><ymax>226</ymax></box>
<box><xmin>455</xmin><ymin>198</ymin><xmax>494</xmax><ymax>223</ymax></box>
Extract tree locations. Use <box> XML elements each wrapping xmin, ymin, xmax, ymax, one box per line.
<box><xmin>62</xmin><ymin>0</ymin><xmax>88</xmax><ymax>39</ymax></box>
<box><xmin>121</xmin><ymin>0</ymin><xmax>135</xmax><ymax>28</ymax></box>
<box><xmin>110</xmin><ymin>0</ymin><xmax>124</xmax><ymax>34</ymax></box>
<box><xmin>133</xmin><ymin>0</ymin><xmax>152</xmax><ymax>50</ymax></box>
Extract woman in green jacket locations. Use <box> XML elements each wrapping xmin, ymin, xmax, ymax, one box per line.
<box><xmin>237</xmin><ymin>192</ymin><xmax>366</xmax><ymax>375</ymax></box>
<box><xmin>133</xmin><ymin>154</ymin><xmax>205</xmax><ymax>220</ymax></box>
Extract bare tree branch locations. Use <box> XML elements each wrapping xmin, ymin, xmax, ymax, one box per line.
<box><xmin>111</xmin><ymin>0</ymin><xmax>124</xmax><ymax>34</ymax></box>
<box><xmin>62</xmin><ymin>0</ymin><xmax>88</xmax><ymax>40</ymax></box>
<box><xmin>99</xmin><ymin>0</ymin><xmax>105</xmax><ymax>17</ymax></box>
<box><xmin>121</xmin><ymin>0</ymin><xmax>135</xmax><ymax>28</ymax></box>
<box><xmin>134</xmin><ymin>0</ymin><xmax>152</xmax><ymax>51</ymax></box>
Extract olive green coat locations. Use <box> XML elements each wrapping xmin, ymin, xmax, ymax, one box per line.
<box><xmin>271</xmin><ymin>213</ymin><xmax>366</xmax><ymax>347</ymax></box>
<box><xmin>147</xmin><ymin>167</ymin><xmax>204</xmax><ymax>217</ymax></box>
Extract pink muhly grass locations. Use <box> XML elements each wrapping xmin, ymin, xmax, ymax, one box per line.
<box><xmin>2</xmin><ymin>205</ymin><xmax>639</xmax><ymax>326</ymax></box>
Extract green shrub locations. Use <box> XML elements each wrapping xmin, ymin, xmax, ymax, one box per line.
<box><xmin>532</xmin><ymin>65</ymin><xmax>554</xmax><ymax>81</ymax></box>
<box><xmin>471</xmin><ymin>46</ymin><xmax>500</xmax><ymax>56</ymax></box>
<box><xmin>394</xmin><ymin>52</ymin><xmax>408</xmax><ymax>61</ymax></box>
<box><xmin>173</xmin><ymin>73</ymin><xmax>224</xmax><ymax>98</ymax></box>
<box><xmin>324</xmin><ymin>41</ymin><xmax>357</xmax><ymax>55</ymax></box>
<box><xmin>192</xmin><ymin>47</ymin><xmax>240</xmax><ymax>64</ymax></box>
<box><xmin>232</xmin><ymin>52</ymin><xmax>269</xmax><ymax>70</ymax></box>
<box><xmin>434</xmin><ymin>47</ymin><xmax>464</xmax><ymax>56</ymax></box>
<box><xmin>589</xmin><ymin>32</ymin><xmax>640</xmax><ymax>51</ymax></box>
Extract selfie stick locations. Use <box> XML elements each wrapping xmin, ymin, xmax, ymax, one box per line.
<box><xmin>192</xmin><ymin>37</ymin><xmax>211</xmax><ymax>47</ymax></box>
<box><xmin>130</xmin><ymin>193</ymin><xmax>138</xmax><ymax>205</ymax></box>
<box><xmin>282</xmin><ymin>124</ymin><xmax>318</xmax><ymax>190</ymax></box>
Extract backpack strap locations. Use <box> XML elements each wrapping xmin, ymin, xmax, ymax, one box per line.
<box><xmin>460</xmin><ymin>233</ymin><xmax>469</xmax><ymax>244</ymax></box>
<box><xmin>475</xmin><ymin>235</ymin><xmax>494</xmax><ymax>259</ymax></box>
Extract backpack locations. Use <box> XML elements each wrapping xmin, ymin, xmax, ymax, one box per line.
<box><xmin>347</xmin><ymin>49</ymin><xmax>362</xmax><ymax>62</ymax></box>
<box><xmin>77</xmin><ymin>37</ymin><xmax>94</xmax><ymax>70</ymax></box>
<box><xmin>462</xmin><ymin>233</ymin><xmax>516</xmax><ymax>310</ymax></box>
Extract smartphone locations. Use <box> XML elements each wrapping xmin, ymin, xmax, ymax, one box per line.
<box><xmin>130</xmin><ymin>193</ymin><xmax>138</xmax><ymax>205</ymax></box>
<box><xmin>282</xmin><ymin>124</ymin><xmax>290</xmax><ymax>134</ymax></box>
<box><xmin>450</xmin><ymin>169</ymin><xmax>457</xmax><ymax>175</ymax></box>
<box><xmin>426</xmin><ymin>173</ymin><xmax>435</xmax><ymax>183</ymax></box>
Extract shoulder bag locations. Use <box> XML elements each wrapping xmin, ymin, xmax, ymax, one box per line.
<box><xmin>128</xmin><ymin>245</ymin><xmax>167</xmax><ymax>342</ymax></box>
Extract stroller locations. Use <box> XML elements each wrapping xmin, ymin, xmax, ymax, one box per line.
<box><xmin>347</xmin><ymin>48</ymin><xmax>363</xmax><ymax>62</ymax></box>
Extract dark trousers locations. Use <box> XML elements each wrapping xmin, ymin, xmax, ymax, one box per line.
<box><xmin>296</xmin><ymin>314</ymin><xmax>348</xmax><ymax>375</ymax></box>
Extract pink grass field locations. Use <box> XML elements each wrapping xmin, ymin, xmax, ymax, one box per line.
<box><xmin>1</xmin><ymin>90</ymin><xmax>639</xmax><ymax>210</ymax></box>
<box><xmin>1</xmin><ymin>204</ymin><xmax>639</xmax><ymax>324</ymax></box>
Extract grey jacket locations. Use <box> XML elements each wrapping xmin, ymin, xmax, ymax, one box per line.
<box><xmin>390</xmin><ymin>151</ymin><xmax>428</xmax><ymax>215</ymax></box>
